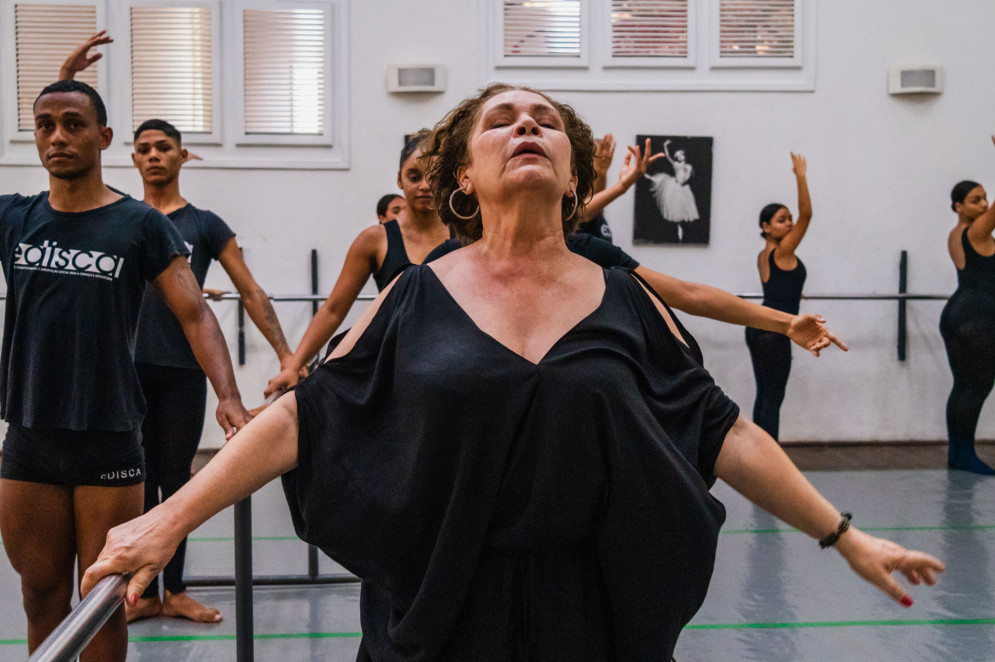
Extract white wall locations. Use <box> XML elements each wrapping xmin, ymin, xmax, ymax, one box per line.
<box><xmin>1</xmin><ymin>0</ymin><xmax>993</xmax><ymax>446</ymax></box>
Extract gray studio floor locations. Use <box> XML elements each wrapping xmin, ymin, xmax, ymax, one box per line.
<box><xmin>1</xmin><ymin>469</ymin><xmax>994</xmax><ymax>661</ymax></box>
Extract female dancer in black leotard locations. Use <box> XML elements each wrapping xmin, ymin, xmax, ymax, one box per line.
<box><xmin>746</xmin><ymin>153</ymin><xmax>811</xmax><ymax>441</ymax></box>
<box><xmin>266</xmin><ymin>131</ymin><xmax>450</xmax><ymax>395</ymax></box>
<box><xmin>941</xmin><ymin>167</ymin><xmax>995</xmax><ymax>475</ymax></box>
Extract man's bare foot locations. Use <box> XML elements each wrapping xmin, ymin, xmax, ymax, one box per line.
<box><xmin>162</xmin><ymin>590</ymin><xmax>223</xmax><ymax>623</ymax></box>
<box><xmin>126</xmin><ymin>595</ymin><xmax>162</xmax><ymax>623</ymax></box>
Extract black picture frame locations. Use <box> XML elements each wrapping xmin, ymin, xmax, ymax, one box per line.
<box><xmin>633</xmin><ymin>135</ymin><xmax>713</xmax><ymax>245</ymax></box>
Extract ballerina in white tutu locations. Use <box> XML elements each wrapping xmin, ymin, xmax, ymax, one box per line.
<box><xmin>646</xmin><ymin>139</ymin><xmax>699</xmax><ymax>241</ymax></box>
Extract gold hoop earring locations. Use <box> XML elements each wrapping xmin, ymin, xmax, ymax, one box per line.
<box><xmin>564</xmin><ymin>189</ymin><xmax>579</xmax><ymax>221</ymax></box>
<box><xmin>448</xmin><ymin>188</ymin><xmax>479</xmax><ymax>221</ymax></box>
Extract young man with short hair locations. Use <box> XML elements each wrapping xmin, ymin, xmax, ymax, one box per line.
<box><xmin>0</xmin><ymin>81</ymin><xmax>250</xmax><ymax>660</ymax></box>
<box><xmin>124</xmin><ymin>119</ymin><xmax>295</xmax><ymax>623</ymax></box>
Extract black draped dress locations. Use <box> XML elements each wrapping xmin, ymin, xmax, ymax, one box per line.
<box><xmin>283</xmin><ymin>265</ymin><xmax>739</xmax><ymax>661</ymax></box>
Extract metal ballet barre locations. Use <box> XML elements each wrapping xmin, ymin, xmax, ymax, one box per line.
<box><xmin>26</xmin><ymin>574</ymin><xmax>130</xmax><ymax>662</ymax></box>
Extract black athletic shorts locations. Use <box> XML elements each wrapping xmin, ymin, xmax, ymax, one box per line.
<box><xmin>0</xmin><ymin>423</ymin><xmax>145</xmax><ymax>487</ymax></box>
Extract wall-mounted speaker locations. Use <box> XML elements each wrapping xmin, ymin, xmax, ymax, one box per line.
<box><xmin>386</xmin><ymin>65</ymin><xmax>446</xmax><ymax>93</ymax></box>
<box><xmin>888</xmin><ymin>66</ymin><xmax>943</xmax><ymax>95</ymax></box>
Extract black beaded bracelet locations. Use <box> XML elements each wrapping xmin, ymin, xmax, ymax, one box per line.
<box><xmin>818</xmin><ymin>512</ymin><xmax>852</xmax><ymax>549</ymax></box>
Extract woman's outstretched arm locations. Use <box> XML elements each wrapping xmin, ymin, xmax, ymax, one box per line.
<box><xmin>634</xmin><ymin>266</ymin><xmax>847</xmax><ymax>356</ymax></box>
<box><xmin>715</xmin><ymin>416</ymin><xmax>945</xmax><ymax>606</ymax></box>
<box><xmin>82</xmin><ymin>274</ymin><xmax>403</xmax><ymax>602</ymax></box>
<box><xmin>80</xmin><ymin>394</ymin><xmax>300</xmax><ymax>604</ymax></box>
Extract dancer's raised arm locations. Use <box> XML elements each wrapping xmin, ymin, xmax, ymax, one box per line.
<box><xmin>775</xmin><ymin>152</ymin><xmax>812</xmax><ymax>258</ymax></box>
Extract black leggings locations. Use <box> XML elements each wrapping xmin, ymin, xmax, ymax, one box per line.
<box><xmin>136</xmin><ymin>362</ymin><xmax>207</xmax><ymax>597</ymax></box>
<box><xmin>745</xmin><ymin>327</ymin><xmax>792</xmax><ymax>441</ymax></box>
<box><xmin>940</xmin><ymin>290</ymin><xmax>995</xmax><ymax>452</ymax></box>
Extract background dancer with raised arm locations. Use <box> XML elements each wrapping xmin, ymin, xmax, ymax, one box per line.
<box><xmin>746</xmin><ymin>152</ymin><xmax>813</xmax><ymax>441</ymax></box>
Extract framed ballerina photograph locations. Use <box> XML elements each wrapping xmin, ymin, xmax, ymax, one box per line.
<box><xmin>633</xmin><ymin>135</ymin><xmax>713</xmax><ymax>245</ymax></box>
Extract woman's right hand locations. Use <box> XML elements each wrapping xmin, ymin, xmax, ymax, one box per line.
<box><xmin>791</xmin><ymin>151</ymin><xmax>807</xmax><ymax>178</ymax></box>
<box><xmin>60</xmin><ymin>31</ymin><xmax>113</xmax><ymax>80</ymax></box>
<box><xmin>835</xmin><ymin>527</ymin><xmax>945</xmax><ymax>607</ymax></box>
<box><xmin>81</xmin><ymin>509</ymin><xmax>182</xmax><ymax>606</ymax></box>
<box><xmin>786</xmin><ymin>314</ymin><xmax>848</xmax><ymax>356</ymax></box>
<box><xmin>593</xmin><ymin>133</ymin><xmax>616</xmax><ymax>183</ymax></box>
<box><xmin>266</xmin><ymin>365</ymin><xmax>301</xmax><ymax>397</ymax></box>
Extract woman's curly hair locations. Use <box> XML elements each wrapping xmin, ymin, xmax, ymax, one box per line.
<box><xmin>422</xmin><ymin>83</ymin><xmax>595</xmax><ymax>243</ymax></box>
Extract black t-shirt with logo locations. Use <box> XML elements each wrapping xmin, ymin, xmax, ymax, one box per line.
<box><xmin>576</xmin><ymin>212</ymin><xmax>614</xmax><ymax>243</ymax></box>
<box><xmin>134</xmin><ymin>204</ymin><xmax>235</xmax><ymax>369</ymax></box>
<box><xmin>0</xmin><ymin>192</ymin><xmax>189</xmax><ymax>431</ymax></box>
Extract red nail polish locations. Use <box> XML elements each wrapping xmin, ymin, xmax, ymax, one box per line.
<box><xmin>900</xmin><ymin>596</ymin><xmax>913</xmax><ymax>607</ymax></box>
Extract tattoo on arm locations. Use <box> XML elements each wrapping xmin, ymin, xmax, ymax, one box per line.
<box><xmin>255</xmin><ymin>287</ymin><xmax>291</xmax><ymax>355</ymax></box>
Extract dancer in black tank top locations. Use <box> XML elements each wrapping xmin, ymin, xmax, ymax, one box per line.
<box><xmin>941</xmin><ymin>173</ymin><xmax>995</xmax><ymax>475</ymax></box>
<box><xmin>373</xmin><ymin>219</ymin><xmax>411</xmax><ymax>290</ymax></box>
<box><xmin>266</xmin><ymin>131</ymin><xmax>450</xmax><ymax>396</ymax></box>
<box><xmin>746</xmin><ymin>153</ymin><xmax>812</xmax><ymax>441</ymax></box>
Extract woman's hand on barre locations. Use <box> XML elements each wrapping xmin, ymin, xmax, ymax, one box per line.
<box><xmin>81</xmin><ymin>507</ymin><xmax>182</xmax><ymax>606</ymax></box>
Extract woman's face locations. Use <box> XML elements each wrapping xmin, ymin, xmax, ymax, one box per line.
<box><xmin>674</xmin><ymin>150</ymin><xmax>686</xmax><ymax>162</ymax></box>
<box><xmin>397</xmin><ymin>148</ymin><xmax>435</xmax><ymax>213</ymax></box>
<box><xmin>762</xmin><ymin>207</ymin><xmax>793</xmax><ymax>240</ymax></box>
<box><xmin>460</xmin><ymin>90</ymin><xmax>575</xmax><ymax>200</ymax></box>
<box><xmin>958</xmin><ymin>185</ymin><xmax>989</xmax><ymax>221</ymax></box>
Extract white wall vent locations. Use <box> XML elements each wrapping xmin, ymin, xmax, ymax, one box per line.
<box><xmin>386</xmin><ymin>65</ymin><xmax>446</xmax><ymax>93</ymax></box>
<box><xmin>888</xmin><ymin>66</ymin><xmax>943</xmax><ymax>95</ymax></box>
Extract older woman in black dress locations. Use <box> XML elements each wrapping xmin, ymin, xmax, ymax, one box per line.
<box><xmin>84</xmin><ymin>85</ymin><xmax>943</xmax><ymax>661</ymax></box>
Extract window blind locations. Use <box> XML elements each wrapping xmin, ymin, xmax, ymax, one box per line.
<box><xmin>243</xmin><ymin>8</ymin><xmax>326</xmax><ymax>135</ymax></box>
<box><xmin>610</xmin><ymin>0</ymin><xmax>688</xmax><ymax>58</ymax></box>
<box><xmin>130</xmin><ymin>6</ymin><xmax>213</xmax><ymax>133</ymax></box>
<box><xmin>15</xmin><ymin>3</ymin><xmax>98</xmax><ymax>131</ymax></box>
<box><xmin>718</xmin><ymin>0</ymin><xmax>795</xmax><ymax>58</ymax></box>
<box><xmin>503</xmin><ymin>0</ymin><xmax>581</xmax><ymax>57</ymax></box>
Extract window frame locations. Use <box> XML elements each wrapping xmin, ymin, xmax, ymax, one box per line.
<box><xmin>108</xmin><ymin>0</ymin><xmax>222</xmax><ymax>146</ymax></box>
<box><xmin>479</xmin><ymin>0</ymin><xmax>816</xmax><ymax>92</ymax></box>
<box><xmin>708</xmin><ymin>0</ymin><xmax>804</xmax><ymax>69</ymax></box>
<box><xmin>493</xmin><ymin>0</ymin><xmax>590</xmax><ymax>70</ymax></box>
<box><xmin>2</xmin><ymin>0</ymin><xmax>107</xmax><ymax>146</ymax></box>
<box><xmin>600</xmin><ymin>0</ymin><xmax>697</xmax><ymax>70</ymax></box>
<box><xmin>231</xmin><ymin>0</ymin><xmax>338</xmax><ymax>147</ymax></box>
<box><xmin>0</xmin><ymin>0</ymin><xmax>350</xmax><ymax>169</ymax></box>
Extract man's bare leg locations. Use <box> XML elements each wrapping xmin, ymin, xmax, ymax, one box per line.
<box><xmin>74</xmin><ymin>483</ymin><xmax>144</xmax><ymax>662</ymax></box>
<box><xmin>0</xmin><ymin>479</ymin><xmax>76</xmax><ymax>653</ymax></box>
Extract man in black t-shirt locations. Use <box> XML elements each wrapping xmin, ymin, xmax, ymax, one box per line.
<box><xmin>0</xmin><ymin>81</ymin><xmax>250</xmax><ymax>661</ymax></box>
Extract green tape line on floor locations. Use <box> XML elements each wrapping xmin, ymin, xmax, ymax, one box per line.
<box><xmin>685</xmin><ymin>617</ymin><xmax>995</xmax><ymax>630</ymax></box>
<box><xmin>4</xmin><ymin>619</ymin><xmax>995</xmax><ymax>647</ymax></box>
